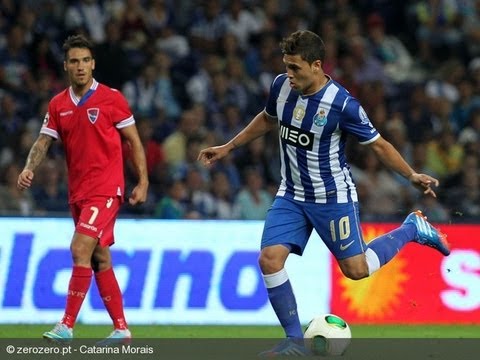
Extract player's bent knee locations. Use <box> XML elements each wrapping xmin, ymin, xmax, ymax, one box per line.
<box><xmin>342</xmin><ymin>267</ymin><xmax>369</xmax><ymax>280</ymax></box>
<box><xmin>258</xmin><ymin>253</ymin><xmax>283</xmax><ymax>274</ymax></box>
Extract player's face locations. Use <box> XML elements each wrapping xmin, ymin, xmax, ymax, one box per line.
<box><xmin>64</xmin><ymin>48</ymin><xmax>95</xmax><ymax>88</ymax></box>
<box><xmin>283</xmin><ymin>54</ymin><xmax>321</xmax><ymax>95</ymax></box>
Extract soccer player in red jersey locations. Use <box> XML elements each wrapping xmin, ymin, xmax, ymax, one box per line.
<box><xmin>17</xmin><ymin>34</ymin><xmax>149</xmax><ymax>344</ymax></box>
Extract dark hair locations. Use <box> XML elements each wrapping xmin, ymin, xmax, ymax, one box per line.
<box><xmin>62</xmin><ymin>34</ymin><xmax>94</xmax><ymax>60</ymax></box>
<box><xmin>280</xmin><ymin>30</ymin><xmax>325</xmax><ymax>64</ymax></box>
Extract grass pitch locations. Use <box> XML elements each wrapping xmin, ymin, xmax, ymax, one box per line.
<box><xmin>0</xmin><ymin>324</ymin><xmax>478</xmax><ymax>338</ymax></box>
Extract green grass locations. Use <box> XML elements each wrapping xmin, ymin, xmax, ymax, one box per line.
<box><xmin>0</xmin><ymin>324</ymin><xmax>478</xmax><ymax>338</ymax></box>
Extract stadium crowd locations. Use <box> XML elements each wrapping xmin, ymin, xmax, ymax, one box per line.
<box><xmin>0</xmin><ymin>0</ymin><xmax>479</xmax><ymax>222</ymax></box>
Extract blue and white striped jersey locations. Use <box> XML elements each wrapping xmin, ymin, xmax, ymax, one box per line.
<box><xmin>265</xmin><ymin>73</ymin><xmax>380</xmax><ymax>203</ymax></box>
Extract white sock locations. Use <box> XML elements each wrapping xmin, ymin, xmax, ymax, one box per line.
<box><xmin>262</xmin><ymin>268</ymin><xmax>289</xmax><ymax>288</ymax></box>
<box><xmin>365</xmin><ymin>248</ymin><xmax>380</xmax><ymax>275</ymax></box>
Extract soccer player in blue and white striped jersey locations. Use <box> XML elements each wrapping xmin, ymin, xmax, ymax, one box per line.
<box><xmin>198</xmin><ymin>30</ymin><xmax>450</xmax><ymax>356</ymax></box>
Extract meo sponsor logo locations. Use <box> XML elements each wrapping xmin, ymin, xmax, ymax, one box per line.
<box><xmin>280</xmin><ymin>123</ymin><xmax>314</xmax><ymax>150</ymax></box>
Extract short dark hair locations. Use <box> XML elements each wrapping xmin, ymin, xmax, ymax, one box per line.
<box><xmin>62</xmin><ymin>34</ymin><xmax>94</xmax><ymax>60</ymax></box>
<box><xmin>280</xmin><ymin>30</ymin><xmax>325</xmax><ymax>64</ymax></box>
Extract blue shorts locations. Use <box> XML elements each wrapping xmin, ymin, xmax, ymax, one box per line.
<box><xmin>261</xmin><ymin>197</ymin><xmax>367</xmax><ymax>260</ymax></box>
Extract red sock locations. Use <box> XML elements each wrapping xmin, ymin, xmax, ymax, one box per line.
<box><xmin>95</xmin><ymin>267</ymin><xmax>128</xmax><ymax>330</ymax></box>
<box><xmin>61</xmin><ymin>266</ymin><xmax>93</xmax><ymax>328</ymax></box>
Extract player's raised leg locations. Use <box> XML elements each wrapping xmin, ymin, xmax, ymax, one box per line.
<box><xmin>356</xmin><ymin>210</ymin><xmax>450</xmax><ymax>276</ymax></box>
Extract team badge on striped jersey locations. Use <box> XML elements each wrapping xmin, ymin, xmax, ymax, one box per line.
<box><xmin>293</xmin><ymin>106</ymin><xmax>306</xmax><ymax>121</ymax></box>
<box><xmin>87</xmin><ymin>108</ymin><xmax>100</xmax><ymax>124</ymax></box>
<box><xmin>313</xmin><ymin>108</ymin><xmax>327</xmax><ymax>126</ymax></box>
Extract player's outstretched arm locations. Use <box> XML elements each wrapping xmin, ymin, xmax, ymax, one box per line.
<box><xmin>368</xmin><ymin>136</ymin><xmax>439</xmax><ymax>197</ymax></box>
<box><xmin>198</xmin><ymin>111</ymin><xmax>277</xmax><ymax>167</ymax></box>
<box><xmin>17</xmin><ymin>134</ymin><xmax>53</xmax><ymax>190</ymax></box>
<box><xmin>120</xmin><ymin>124</ymin><xmax>149</xmax><ymax>205</ymax></box>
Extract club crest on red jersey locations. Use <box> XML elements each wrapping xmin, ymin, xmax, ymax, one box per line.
<box><xmin>87</xmin><ymin>108</ymin><xmax>100</xmax><ymax>123</ymax></box>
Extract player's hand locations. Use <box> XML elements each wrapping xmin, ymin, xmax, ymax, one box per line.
<box><xmin>408</xmin><ymin>173</ymin><xmax>439</xmax><ymax>198</ymax></box>
<box><xmin>17</xmin><ymin>169</ymin><xmax>34</xmax><ymax>190</ymax></box>
<box><xmin>197</xmin><ymin>143</ymin><xmax>233</xmax><ymax>167</ymax></box>
<box><xmin>129</xmin><ymin>182</ymin><xmax>148</xmax><ymax>205</ymax></box>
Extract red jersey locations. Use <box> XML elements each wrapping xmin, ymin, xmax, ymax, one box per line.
<box><xmin>40</xmin><ymin>79</ymin><xmax>134</xmax><ymax>204</ymax></box>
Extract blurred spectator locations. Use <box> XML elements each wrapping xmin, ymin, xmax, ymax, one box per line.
<box><xmin>153</xmin><ymin>178</ymin><xmax>188</xmax><ymax>219</ymax></box>
<box><xmin>322</xmin><ymin>36</ymin><xmax>339</xmax><ymax>78</ymax></box>
<box><xmin>403</xmin><ymin>84</ymin><xmax>435</xmax><ymax>144</ymax></box>
<box><xmin>145</xmin><ymin>0</ymin><xmax>174</xmax><ymax>38</ymax></box>
<box><xmin>188</xmin><ymin>0</ymin><xmax>226</xmax><ymax>54</ymax></box>
<box><xmin>244</xmin><ymin>31</ymin><xmax>278</xmax><ymax>81</ymax></box>
<box><xmin>16</xmin><ymin>4</ymin><xmax>37</xmax><ymax>45</ymax></box>
<box><xmin>162</xmin><ymin>108</ymin><xmax>205</xmax><ymax>168</ymax></box>
<box><xmin>336</xmin><ymin>53</ymin><xmax>361</xmax><ymax>98</ymax></box>
<box><xmin>351</xmin><ymin>150</ymin><xmax>406</xmax><ymax>221</ymax></box>
<box><xmin>424</xmin><ymin>59</ymin><xmax>464</xmax><ymax>106</ymax></box>
<box><xmin>171</xmin><ymin>135</ymin><xmax>209</xmax><ymax>182</ymax></box>
<box><xmin>64</xmin><ymin>0</ymin><xmax>107</xmax><ymax>43</ymax></box>
<box><xmin>233</xmin><ymin>167</ymin><xmax>273</xmax><ymax>220</ymax></box>
<box><xmin>224</xmin><ymin>55</ymin><xmax>261</xmax><ymax>114</ymax></box>
<box><xmin>461</xmin><ymin>0</ymin><xmax>480</xmax><ymax>58</ymax></box>
<box><xmin>288</xmin><ymin>0</ymin><xmax>318</xmax><ymax>30</ymax></box>
<box><xmin>347</xmin><ymin>35</ymin><xmax>396</xmax><ymax>97</ymax></box>
<box><xmin>469</xmin><ymin>57</ymin><xmax>480</xmax><ymax>93</ymax></box>
<box><xmin>155</xmin><ymin>25</ymin><xmax>190</xmax><ymax>61</ymax></box>
<box><xmin>206</xmin><ymin>71</ymin><xmax>248</xmax><ymax>129</ymax></box>
<box><xmin>250</xmin><ymin>0</ymin><xmax>283</xmax><ymax>36</ymax></box>
<box><xmin>235</xmin><ymin>137</ymin><xmax>280</xmax><ymax>188</ymax></box>
<box><xmin>216</xmin><ymin>103</ymin><xmax>245</xmax><ymax>143</ymax></box>
<box><xmin>28</xmin><ymin>33</ymin><xmax>60</xmax><ymax>78</ymax></box>
<box><xmin>123</xmin><ymin>118</ymin><xmax>165</xmax><ymax>179</ymax></box>
<box><xmin>451</xmin><ymin>77</ymin><xmax>480</xmax><ymax>133</ymax></box>
<box><xmin>458</xmin><ymin>111</ymin><xmax>480</xmax><ymax>154</ymax></box>
<box><xmin>151</xmin><ymin>50</ymin><xmax>181</xmax><ymax>120</ymax></box>
<box><xmin>31</xmin><ymin>159</ymin><xmax>68</xmax><ymax>213</ymax></box>
<box><xmin>408</xmin><ymin>0</ymin><xmax>464</xmax><ymax>66</ymax></box>
<box><xmin>185</xmin><ymin>53</ymin><xmax>223</xmax><ymax>106</ymax></box>
<box><xmin>209</xmin><ymin>152</ymin><xmax>242</xmax><ymax>195</ymax></box>
<box><xmin>93</xmin><ymin>19</ymin><xmax>133</xmax><ymax>89</ymax></box>
<box><xmin>224</xmin><ymin>0</ymin><xmax>263</xmax><ymax>51</ymax></box>
<box><xmin>122</xmin><ymin>62</ymin><xmax>166</xmax><ymax>118</ymax></box>
<box><xmin>210</xmin><ymin>170</ymin><xmax>236</xmax><ymax>219</ymax></box>
<box><xmin>184</xmin><ymin>166</ymin><xmax>216</xmax><ymax>218</ymax></box>
<box><xmin>118</xmin><ymin>0</ymin><xmax>149</xmax><ymax>72</ymax></box>
<box><xmin>443</xmin><ymin>154</ymin><xmax>480</xmax><ymax>219</ymax></box>
<box><xmin>425</xmin><ymin>128</ymin><xmax>464</xmax><ymax>179</ymax></box>
<box><xmin>0</xmin><ymin>162</ymin><xmax>36</xmax><ymax>215</ymax></box>
<box><xmin>0</xmin><ymin>25</ymin><xmax>32</xmax><ymax>94</ymax></box>
<box><xmin>0</xmin><ymin>93</ymin><xmax>24</xmax><ymax>152</ymax></box>
<box><xmin>365</xmin><ymin>12</ymin><xmax>424</xmax><ymax>84</ymax></box>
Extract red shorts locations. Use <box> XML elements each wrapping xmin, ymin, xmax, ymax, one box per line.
<box><xmin>70</xmin><ymin>196</ymin><xmax>121</xmax><ymax>247</ymax></box>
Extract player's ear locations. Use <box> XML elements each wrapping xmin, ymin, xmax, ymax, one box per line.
<box><xmin>92</xmin><ymin>58</ymin><xmax>95</xmax><ymax>70</ymax></box>
<box><xmin>313</xmin><ymin>59</ymin><xmax>322</xmax><ymax>72</ymax></box>
<box><xmin>63</xmin><ymin>61</ymin><xmax>67</xmax><ymax>72</ymax></box>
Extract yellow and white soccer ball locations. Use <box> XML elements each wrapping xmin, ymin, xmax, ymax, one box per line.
<box><xmin>304</xmin><ymin>314</ymin><xmax>352</xmax><ymax>356</ymax></box>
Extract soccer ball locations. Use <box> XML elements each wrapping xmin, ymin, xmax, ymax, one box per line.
<box><xmin>304</xmin><ymin>314</ymin><xmax>351</xmax><ymax>356</ymax></box>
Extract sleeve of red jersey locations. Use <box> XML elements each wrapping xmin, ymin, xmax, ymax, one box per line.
<box><xmin>39</xmin><ymin>100</ymin><xmax>59</xmax><ymax>139</ymax></box>
<box><xmin>112</xmin><ymin>90</ymin><xmax>135</xmax><ymax>129</ymax></box>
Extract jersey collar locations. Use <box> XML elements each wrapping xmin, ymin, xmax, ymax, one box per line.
<box><xmin>69</xmin><ymin>79</ymin><xmax>99</xmax><ymax>106</ymax></box>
